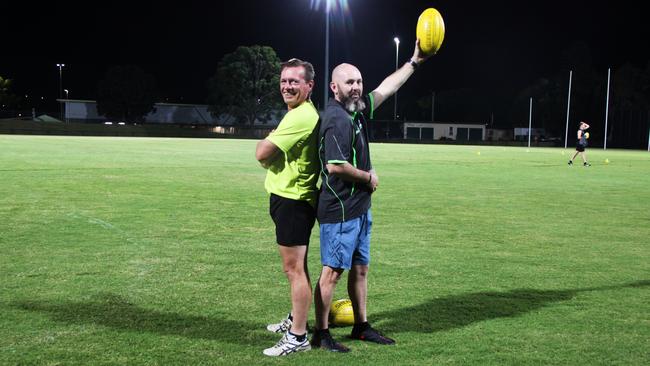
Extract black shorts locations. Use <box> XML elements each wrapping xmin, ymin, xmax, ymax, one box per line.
<box><xmin>269</xmin><ymin>193</ymin><xmax>316</xmax><ymax>246</ymax></box>
<box><xmin>576</xmin><ymin>143</ymin><xmax>586</xmax><ymax>152</ymax></box>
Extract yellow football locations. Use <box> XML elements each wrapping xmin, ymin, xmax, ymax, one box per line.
<box><xmin>585</xmin><ymin>132</ymin><xmax>590</xmax><ymax>139</ymax></box>
<box><xmin>329</xmin><ymin>299</ymin><xmax>354</xmax><ymax>326</ymax></box>
<box><xmin>416</xmin><ymin>8</ymin><xmax>445</xmax><ymax>55</ymax></box>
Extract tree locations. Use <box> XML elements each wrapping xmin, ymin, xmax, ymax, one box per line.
<box><xmin>608</xmin><ymin>62</ymin><xmax>650</xmax><ymax>148</ymax></box>
<box><xmin>510</xmin><ymin>77</ymin><xmax>567</xmax><ymax>136</ymax></box>
<box><xmin>0</xmin><ymin>75</ymin><xmax>23</xmax><ymax>114</ymax></box>
<box><xmin>510</xmin><ymin>43</ymin><xmax>606</xmax><ymax>139</ymax></box>
<box><xmin>414</xmin><ymin>88</ymin><xmax>495</xmax><ymax>124</ymax></box>
<box><xmin>207</xmin><ymin>45</ymin><xmax>283</xmax><ymax>124</ymax></box>
<box><xmin>96</xmin><ymin>65</ymin><xmax>157</xmax><ymax>123</ymax></box>
<box><xmin>0</xmin><ymin>75</ymin><xmax>12</xmax><ymax>104</ymax></box>
<box><xmin>0</xmin><ymin>75</ymin><xmax>10</xmax><ymax>94</ymax></box>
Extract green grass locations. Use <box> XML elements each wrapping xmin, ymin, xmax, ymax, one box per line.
<box><xmin>1</xmin><ymin>135</ymin><xmax>648</xmax><ymax>365</ymax></box>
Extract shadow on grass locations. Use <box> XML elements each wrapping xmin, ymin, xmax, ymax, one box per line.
<box><xmin>373</xmin><ymin>280</ymin><xmax>650</xmax><ymax>334</ymax></box>
<box><xmin>12</xmin><ymin>293</ymin><xmax>267</xmax><ymax>345</ymax></box>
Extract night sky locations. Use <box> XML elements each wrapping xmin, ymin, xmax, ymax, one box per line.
<box><xmin>4</xmin><ymin>0</ymin><xmax>649</xmax><ymax>123</ymax></box>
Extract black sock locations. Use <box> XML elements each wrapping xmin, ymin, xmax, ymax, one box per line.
<box><xmin>316</xmin><ymin>328</ymin><xmax>330</xmax><ymax>336</ymax></box>
<box><xmin>287</xmin><ymin>313</ymin><xmax>293</xmax><ymax>321</ymax></box>
<box><xmin>353</xmin><ymin>321</ymin><xmax>370</xmax><ymax>333</ymax></box>
<box><xmin>289</xmin><ymin>331</ymin><xmax>306</xmax><ymax>342</ymax></box>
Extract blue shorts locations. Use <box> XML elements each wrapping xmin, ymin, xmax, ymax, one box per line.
<box><xmin>319</xmin><ymin>210</ymin><xmax>372</xmax><ymax>269</ymax></box>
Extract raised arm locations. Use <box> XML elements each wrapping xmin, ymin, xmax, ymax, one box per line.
<box><xmin>371</xmin><ymin>40</ymin><xmax>431</xmax><ymax>110</ymax></box>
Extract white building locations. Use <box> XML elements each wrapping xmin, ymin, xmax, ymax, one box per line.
<box><xmin>403</xmin><ymin>122</ymin><xmax>485</xmax><ymax>141</ymax></box>
<box><xmin>513</xmin><ymin>127</ymin><xmax>546</xmax><ymax>140</ymax></box>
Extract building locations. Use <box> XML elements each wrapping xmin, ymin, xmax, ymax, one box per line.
<box><xmin>403</xmin><ymin>122</ymin><xmax>485</xmax><ymax>141</ymax></box>
<box><xmin>61</xmin><ymin>99</ymin><xmax>284</xmax><ymax>125</ymax></box>
<box><xmin>513</xmin><ymin>127</ymin><xmax>546</xmax><ymax>141</ymax></box>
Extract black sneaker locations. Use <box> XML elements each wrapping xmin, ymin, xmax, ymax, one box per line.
<box><xmin>350</xmin><ymin>325</ymin><xmax>395</xmax><ymax>345</ymax></box>
<box><xmin>311</xmin><ymin>330</ymin><xmax>350</xmax><ymax>352</ymax></box>
<box><xmin>584</xmin><ymin>162</ymin><xmax>591</xmax><ymax>167</ymax></box>
<box><xmin>568</xmin><ymin>160</ymin><xmax>573</xmax><ymax>166</ymax></box>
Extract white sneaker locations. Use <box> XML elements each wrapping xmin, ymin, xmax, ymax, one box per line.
<box><xmin>262</xmin><ymin>332</ymin><xmax>311</xmax><ymax>357</ymax></box>
<box><xmin>266</xmin><ymin>314</ymin><xmax>292</xmax><ymax>333</ymax></box>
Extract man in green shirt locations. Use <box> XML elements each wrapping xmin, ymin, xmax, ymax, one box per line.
<box><xmin>255</xmin><ymin>58</ymin><xmax>320</xmax><ymax>356</ymax></box>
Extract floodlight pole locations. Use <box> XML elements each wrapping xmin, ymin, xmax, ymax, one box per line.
<box><xmin>388</xmin><ymin>37</ymin><xmax>399</xmax><ymax>140</ymax></box>
<box><xmin>431</xmin><ymin>91</ymin><xmax>435</xmax><ymax>122</ymax></box>
<box><xmin>323</xmin><ymin>1</ymin><xmax>330</xmax><ymax>110</ymax></box>
<box><xmin>63</xmin><ymin>89</ymin><xmax>69</xmax><ymax>123</ymax></box>
<box><xmin>564</xmin><ymin>70</ymin><xmax>572</xmax><ymax>149</ymax></box>
<box><xmin>528</xmin><ymin>97</ymin><xmax>532</xmax><ymax>148</ymax></box>
<box><xmin>56</xmin><ymin>63</ymin><xmax>65</xmax><ymax>121</ymax></box>
<box><xmin>604</xmin><ymin>67</ymin><xmax>611</xmax><ymax>150</ymax></box>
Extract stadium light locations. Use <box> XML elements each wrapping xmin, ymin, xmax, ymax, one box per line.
<box><xmin>313</xmin><ymin>0</ymin><xmax>350</xmax><ymax>110</ymax></box>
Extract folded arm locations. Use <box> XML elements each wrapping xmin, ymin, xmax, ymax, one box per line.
<box><xmin>255</xmin><ymin>139</ymin><xmax>281</xmax><ymax>169</ymax></box>
<box><xmin>326</xmin><ymin>162</ymin><xmax>378</xmax><ymax>191</ymax></box>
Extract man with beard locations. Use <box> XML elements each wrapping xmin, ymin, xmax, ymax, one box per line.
<box><xmin>256</xmin><ymin>58</ymin><xmax>320</xmax><ymax>356</ymax></box>
<box><xmin>311</xmin><ymin>41</ymin><xmax>430</xmax><ymax>352</ymax></box>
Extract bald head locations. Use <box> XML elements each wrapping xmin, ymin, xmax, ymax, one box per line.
<box><xmin>331</xmin><ymin>63</ymin><xmax>362</xmax><ymax>84</ymax></box>
<box><xmin>330</xmin><ymin>63</ymin><xmax>365</xmax><ymax>112</ymax></box>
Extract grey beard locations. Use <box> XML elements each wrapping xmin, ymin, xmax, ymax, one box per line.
<box><xmin>344</xmin><ymin>97</ymin><xmax>366</xmax><ymax>113</ymax></box>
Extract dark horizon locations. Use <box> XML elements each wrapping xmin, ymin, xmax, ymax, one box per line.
<box><xmin>3</xmin><ymin>1</ymin><xmax>649</xmax><ymax>144</ymax></box>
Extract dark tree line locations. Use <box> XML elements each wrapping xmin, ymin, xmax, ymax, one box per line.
<box><xmin>7</xmin><ymin>43</ymin><xmax>648</xmax><ymax>147</ymax></box>
<box><xmin>206</xmin><ymin>45</ymin><xmax>283</xmax><ymax>125</ymax></box>
<box><xmin>509</xmin><ymin>64</ymin><xmax>650</xmax><ymax>148</ymax></box>
<box><xmin>409</xmin><ymin>43</ymin><xmax>650</xmax><ymax>148</ymax></box>
<box><xmin>96</xmin><ymin>65</ymin><xmax>157</xmax><ymax>123</ymax></box>
<box><xmin>92</xmin><ymin>45</ymin><xmax>282</xmax><ymax>125</ymax></box>
<box><xmin>0</xmin><ymin>75</ymin><xmax>20</xmax><ymax>110</ymax></box>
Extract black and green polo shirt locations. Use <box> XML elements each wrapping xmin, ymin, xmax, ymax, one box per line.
<box><xmin>317</xmin><ymin>93</ymin><xmax>375</xmax><ymax>224</ymax></box>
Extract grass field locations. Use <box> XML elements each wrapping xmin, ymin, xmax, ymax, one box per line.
<box><xmin>1</xmin><ymin>135</ymin><xmax>648</xmax><ymax>365</ymax></box>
